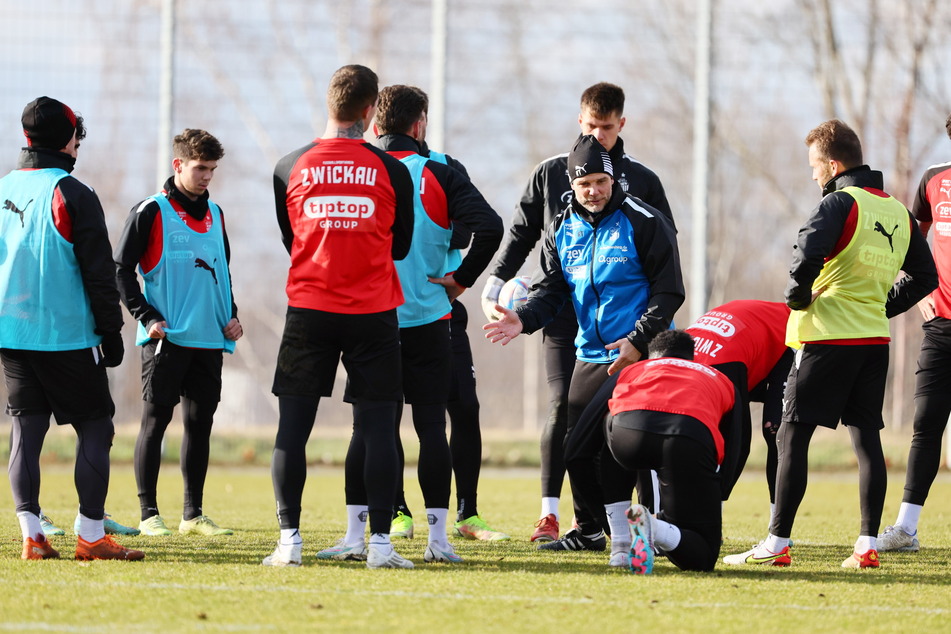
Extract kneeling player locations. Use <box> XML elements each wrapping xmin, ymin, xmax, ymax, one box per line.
<box><xmin>606</xmin><ymin>330</ymin><xmax>738</xmax><ymax>573</ymax></box>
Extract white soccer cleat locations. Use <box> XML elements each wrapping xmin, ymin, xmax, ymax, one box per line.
<box><xmin>609</xmin><ymin>546</ymin><xmax>632</xmax><ymax>568</ymax></box>
<box><xmin>316</xmin><ymin>538</ymin><xmax>367</xmax><ymax>561</ymax></box>
<box><xmin>722</xmin><ymin>540</ymin><xmax>791</xmax><ymax>566</ymax></box>
<box><xmin>877</xmin><ymin>525</ymin><xmax>920</xmax><ymax>552</ymax></box>
<box><xmin>367</xmin><ymin>544</ymin><xmax>414</xmax><ymax>569</ymax></box>
<box><xmin>424</xmin><ymin>542</ymin><xmax>463</xmax><ymax>563</ymax></box>
<box><xmin>262</xmin><ymin>541</ymin><xmax>303</xmax><ymax>567</ymax></box>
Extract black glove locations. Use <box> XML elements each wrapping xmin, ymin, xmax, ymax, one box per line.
<box><xmin>99</xmin><ymin>331</ymin><xmax>124</xmax><ymax>368</ymax></box>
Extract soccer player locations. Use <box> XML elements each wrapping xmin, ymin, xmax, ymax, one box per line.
<box><xmin>385</xmin><ymin>90</ymin><xmax>510</xmax><ymax>543</ymax></box>
<box><xmin>114</xmin><ymin>129</ymin><xmax>242</xmax><ymax>537</ymax></box>
<box><xmin>724</xmin><ymin>119</ymin><xmax>937</xmax><ymax>569</ymax></box>
<box><xmin>522</xmin><ymin>299</ymin><xmax>789</xmax><ymax>566</ymax></box>
<box><xmin>1</xmin><ymin>96</ymin><xmax>143</xmax><ymax>561</ymax></box>
<box><xmin>480</xmin><ymin>83</ymin><xmax>673</xmax><ymax>541</ymax></box>
<box><xmin>879</xmin><ymin>112</ymin><xmax>951</xmax><ymax>552</ymax></box>
<box><xmin>267</xmin><ymin>65</ymin><xmax>415</xmax><ymax>569</ymax></box>
<box><xmin>484</xmin><ymin>135</ymin><xmax>683</xmax><ymax>557</ymax></box>
<box><xmin>687</xmin><ymin>300</ymin><xmax>793</xmax><ymax>509</ymax></box>
<box><xmin>606</xmin><ymin>330</ymin><xmax>738</xmax><ymax>574</ymax></box>
<box><xmin>315</xmin><ymin>84</ymin><xmax>503</xmax><ymax>564</ymax></box>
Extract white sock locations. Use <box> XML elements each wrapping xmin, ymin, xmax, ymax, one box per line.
<box><xmin>855</xmin><ymin>535</ymin><xmax>876</xmax><ymax>553</ymax></box>
<box><xmin>605</xmin><ymin>502</ymin><xmax>630</xmax><ymax>544</ymax></box>
<box><xmin>427</xmin><ymin>508</ymin><xmax>449</xmax><ymax>548</ymax></box>
<box><xmin>369</xmin><ymin>532</ymin><xmax>393</xmax><ymax>555</ymax></box>
<box><xmin>895</xmin><ymin>502</ymin><xmax>922</xmax><ymax>535</ymax></box>
<box><xmin>77</xmin><ymin>514</ymin><xmax>105</xmax><ymax>542</ymax></box>
<box><xmin>344</xmin><ymin>505</ymin><xmax>368</xmax><ymax>545</ymax></box>
<box><xmin>652</xmin><ymin>516</ymin><xmax>682</xmax><ymax>552</ymax></box>
<box><xmin>763</xmin><ymin>533</ymin><xmax>789</xmax><ymax>553</ymax></box>
<box><xmin>17</xmin><ymin>511</ymin><xmax>43</xmax><ymax>541</ymax></box>
<box><xmin>541</xmin><ymin>497</ymin><xmax>559</xmax><ymax>520</ymax></box>
<box><xmin>280</xmin><ymin>528</ymin><xmax>302</xmax><ymax>546</ymax></box>
<box><xmin>769</xmin><ymin>502</ymin><xmax>776</xmax><ymax>528</ymax></box>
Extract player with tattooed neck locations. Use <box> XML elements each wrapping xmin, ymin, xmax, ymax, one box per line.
<box><xmin>268</xmin><ymin>65</ymin><xmax>416</xmax><ymax>569</ymax></box>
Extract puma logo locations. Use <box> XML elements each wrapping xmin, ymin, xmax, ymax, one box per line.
<box><xmin>574</xmin><ymin>162</ymin><xmax>587</xmax><ymax>177</ymax></box>
<box><xmin>874</xmin><ymin>221</ymin><xmax>898</xmax><ymax>252</ymax></box>
<box><xmin>194</xmin><ymin>258</ymin><xmax>218</xmax><ymax>284</ymax></box>
<box><xmin>3</xmin><ymin>198</ymin><xmax>33</xmax><ymax>227</ymax></box>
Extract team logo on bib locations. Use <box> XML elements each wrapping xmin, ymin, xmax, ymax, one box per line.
<box><xmin>304</xmin><ymin>196</ymin><xmax>375</xmax><ymax>230</ymax></box>
<box><xmin>692</xmin><ymin>315</ymin><xmax>736</xmax><ymax>337</ymax></box>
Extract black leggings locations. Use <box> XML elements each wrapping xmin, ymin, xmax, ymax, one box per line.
<box><xmin>563</xmin><ymin>363</ymin><xmax>640</xmax><ymax>535</ymax></box>
<box><xmin>904</xmin><ymin>390</ymin><xmax>951</xmax><ymax>505</ymax></box>
<box><xmin>446</xmin><ymin>301</ymin><xmax>482</xmax><ymax>519</ymax></box>
<box><xmin>903</xmin><ymin>320</ymin><xmax>951</xmax><ymax>505</ymax></box>
<box><xmin>134</xmin><ymin>398</ymin><xmax>217</xmax><ymax>521</ymax></box>
<box><xmin>771</xmin><ymin>422</ymin><xmax>886</xmax><ymax>537</ymax></box>
<box><xmin>276</xmin><ymin>396</ymin><xmax>398</xmax><ymax>534</ymax></box>
<box><xmin>751</xmin><ymin>348</ymin><xmax>794</xmax><ymax>503</ymax></box>
<box><xmin>391</xmin><ymin>402</ymin><xmax>452</xmax><ymax>510</ymax></box>
<box><xmin>447</xmin><ymin>390</ymin><xmax>481</xmax><ymax>519</ymax></box>
<box><xmin>540</xmin><ymin>333</ymin><xmax>575</xmax><ymax>500</ymax></box>
<box><xmin>388</xmin><ymin>316</ymin><xmax>482</xmax><ymax>520</ymax></box>
<box><xmin>607</xmin><ymin>419</ymin><xmax>721</xmax><ymax>572</ymax></box>
<box><xmin>8</xmin><ymin>414</ymin><xmax>112</xmax><ymax>520</ymax></box>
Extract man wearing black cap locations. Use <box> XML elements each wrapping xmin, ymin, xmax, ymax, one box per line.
<box><xmin>484</xmin><ymin>135</ymin><xmax>683</xmax><ymax>563</ymax></box>
<box><xmin>480</xmin><ymin>84</ymin><xmax>673</xmax><ymax>543</ymax></box>
<box><xmin>0</xmin><ymin>96</ymin><xmax>143</xmax><ymax>561</ymax></box>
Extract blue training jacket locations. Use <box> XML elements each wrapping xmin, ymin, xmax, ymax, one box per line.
<box><xmin>517</xmin><ymin>187</ymin><xmax>684</xmax><ymax>363</ymax></box>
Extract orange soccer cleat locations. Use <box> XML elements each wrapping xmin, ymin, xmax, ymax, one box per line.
<box><xmin>75</xmin><ymin>535</ymin><xmax>145</xmax><ymax>561</ymax></box>
<box><xmin>22</xmin><ymin>536</ymin><xmax>60</xmax><ymax>560</ymax></box>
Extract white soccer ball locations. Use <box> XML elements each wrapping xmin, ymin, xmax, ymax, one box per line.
<box><xmin>498</xmin><ymin>275</ymin><xmax>532</xmax><ymax>311</ymax></box>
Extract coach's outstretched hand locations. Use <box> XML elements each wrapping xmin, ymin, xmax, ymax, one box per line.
<box><xmin>483</xmin><ymin>306</ymin><xmax>523</xmax><ymax>345</ymax></box>
<box><xmin>99</xmin><ymin>331</ymin><xmax>124</xmax><ymax>368</ymax></box>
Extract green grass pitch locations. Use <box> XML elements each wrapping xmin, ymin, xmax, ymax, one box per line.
<box><xmin>1</xmin><ymin>466</ymin><xmax>948</xmax><ymax>632</ymax></box>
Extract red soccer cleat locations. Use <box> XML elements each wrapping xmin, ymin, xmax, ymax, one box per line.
<box><xmin>530</xmin><ymin>514</ymin><xmax>559</xmax><ymax>543</ymax></box>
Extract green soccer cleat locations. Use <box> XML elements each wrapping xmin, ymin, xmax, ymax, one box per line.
<box><xmin>454</xmin><ymin>515</ymin><xmax>510</xmax><ymax>541</ymax></box>
<box><xmin>138</xmin><ymin>515</ymin><xmax>174</xmax><ymax>536</ymax></box>
<box><xmin>390</xmin><ymin>511</ymin><xmax>414</xmax><ymax>539</ymax></box>
<box><xmin>179</xmin><ymin>515</ymin><xmax>234</xmax><ymax>536</ymax></box>
<box><xmin>40</xmin><ymin>514</ymin><xmax>66</xmax><ymax>537</ymax></box>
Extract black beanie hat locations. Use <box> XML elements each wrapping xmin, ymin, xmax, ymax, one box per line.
<box><xmin>22</xmin><ymin>96</ymin><xmax>78</xmax><ymax>150</ymax></box>
<box><xmin>567</xmin><ymin>134</ymin><xmax>613</xmax><ymax>182</ymax></box>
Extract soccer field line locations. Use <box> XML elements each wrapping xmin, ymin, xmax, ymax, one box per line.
<box><xmin>0</xmin><ymin>624</ymin><xmax>272</xmax><ymax>632</ymax></box>
<box><xmin>10</xmin><ymin>580</ymin><xmax>950</xmax><ymax>616</ymax></box>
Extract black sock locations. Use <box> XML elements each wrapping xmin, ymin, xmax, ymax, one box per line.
<box><xmin>456</xmin><ymin>497</ymin><xmax>478</xmax><ymax>522</ymax></box>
